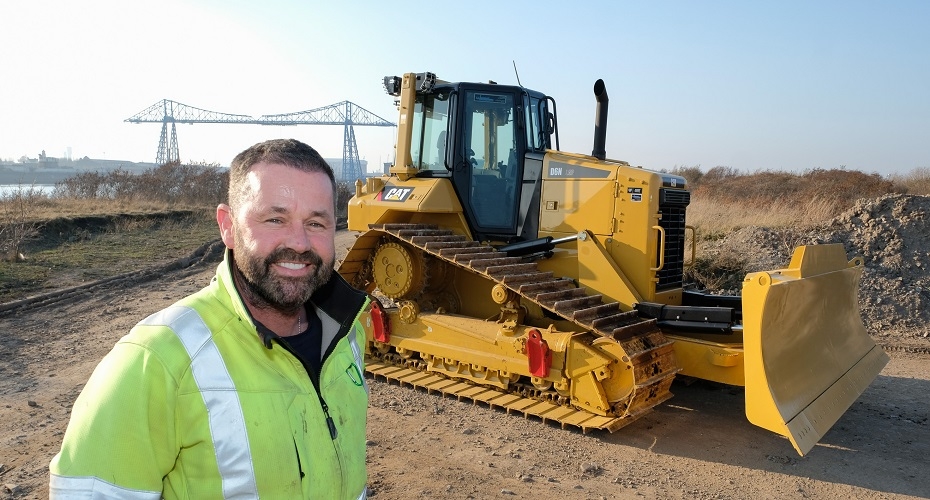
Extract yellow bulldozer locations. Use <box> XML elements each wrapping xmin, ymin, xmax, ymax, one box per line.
<box><xmin>338</xmin><ymin>72</ymin><xmax>888</xmax><ymax>455</ymax></box>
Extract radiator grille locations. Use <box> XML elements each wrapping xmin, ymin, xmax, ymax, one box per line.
<box><xmin>656</xmin><ymin>189</ymin><xmax>690</xmax><ymax>290</ymax></box>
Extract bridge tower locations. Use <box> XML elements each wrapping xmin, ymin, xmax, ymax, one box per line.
<box><xmin>156</xmin><ymin>120</ymin><xmax>179</xmax><ymax>165</ymax></box>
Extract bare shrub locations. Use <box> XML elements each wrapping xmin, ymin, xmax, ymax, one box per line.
<box><xmin>802</xmin><ymin>168</ymin><xmax>899</xmax><ymax>205</ymax></box>
<box><xmin>97</xmin><ymin>168</ymin><xmax>139</xmax><ymax>200</ymax></box>
<box><xmin>189</xmin><ymin>163</ymin><xmax>229</xmax><ymax>204</ymax></box>
<box><xmin>135</xmin><ymin>162</ymin><xmax>201</xmax><ymax>204</ymax></box>
<box><xmin>692</xmin><ymin>169</ymin><xmax>801</xmax><ymax>203</ymax></box>
<box><xmin>0</xmin><ymin>185</ymin><xmax>46</xmax><ymax>261</ymax></box>
<box><xmin>52</xmin><ymin>161</ymin><xmax>228</xmax><ymax>207</ymax></box>
<box><xmin>701</xmin><ymin>166</ymin><xmax>741</xmax><ymax>184</ymax></box>
<box><xmin>889</xmin><ymin>167</ymin><xmax>930</xmax><ymax>195</ymax></box>
<box><xmin>54</xmin><ymin>171</ymin><xmax>107</xmax><ymax>199</ymax></box>
<box><xmin>667</xmin><ymin>165</ymin><xmax>704</xmax><ymax>186</ymax></box>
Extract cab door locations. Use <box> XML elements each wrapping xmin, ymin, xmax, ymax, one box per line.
<box><xmin>451</xmin><ymin>87</ymin><xmax>524</xmax><ymax>241</ymax></box>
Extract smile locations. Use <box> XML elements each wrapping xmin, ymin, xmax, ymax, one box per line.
<box><xmin>276</xmin><ymin>262</ymin><xmax>308</xmax><ymax>270</ymax></box>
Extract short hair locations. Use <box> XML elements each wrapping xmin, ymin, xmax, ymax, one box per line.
<box><xmin>228</xmin><ymin>139</ymin><xmax>336</xmax><ymax>209</ymax></box>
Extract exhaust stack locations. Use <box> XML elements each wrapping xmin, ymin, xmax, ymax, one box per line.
<box><xmin>592</xmin><ymin>79</ymin><xmax>608</xmax><ymax>160</ymax></box>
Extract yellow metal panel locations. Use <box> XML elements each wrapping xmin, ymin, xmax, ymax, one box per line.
<box><xmin>539</xmin><ymin>178</ymin><xmax>615</xmax><ymax>235</ymax></box>
<box><xmin>783</xmin><ymin>347</ymin><xmax>889</xmax><ymax>454</ymax></box>
<box><xmin>742</xmin><ymin>244</ymin><xmax>889</xmax><ymax>455</ymax></box>
<box><xmin>536</xmin><ymin>151</ymin><xmax>674</xmax><ymax>303</ymax></box>
<box><xmin>573</xmin><ymin>231</ymin><xmax>643</xmax><ymax>311</ymax></box>
<box><xmin>539</xmin><ymin>153</ymin><xmax>616</xmax><ymax>235</ymax></box>
<box><xmin>667</xmin><ymin>335</ymin><xmax>745</xmax><ymax>386</ymax></box>
<box><xmin>609</xmin><ymin>171</ymin><xmax>663</xmax><ymax>302</ymax></box>
<box><xmin>347</xmin><ymin>176</ymin><xmax>470</xmax><ymax>235</ymax></box>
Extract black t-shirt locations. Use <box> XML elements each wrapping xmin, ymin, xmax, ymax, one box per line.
<box><xmin>280</xmin><ymin>305</ymin><xmax>324</xmax><ymax>378</ymax></box>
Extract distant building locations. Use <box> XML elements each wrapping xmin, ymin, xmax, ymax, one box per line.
<box><xmin>37</xmin><ymin>150</ymin><xmax>60</xmax><ymax>169</ymax></box>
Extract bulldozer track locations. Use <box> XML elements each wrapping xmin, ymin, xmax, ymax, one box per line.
<box><xmin>366</xmin><ymin>359</ymin><xmax>636</xmax><ymax>433</ymax></box>
<box><xmin>344</xmin><ymin>223</ymin><xmax>679</xmax><ymax>433</ymax></box>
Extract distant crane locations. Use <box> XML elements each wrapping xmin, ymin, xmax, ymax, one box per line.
<box><xmin>125</xmin><ymin>99</ymin><xmax>395</xmax><ymax>181</ymax></box>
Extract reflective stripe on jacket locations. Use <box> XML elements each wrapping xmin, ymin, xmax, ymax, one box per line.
<box><xmin>50</xmin><ymin>250</ymin><xmax>371</xmax><ymax>499</ymax></box>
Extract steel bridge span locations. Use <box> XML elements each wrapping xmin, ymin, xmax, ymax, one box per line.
<box><xmin>125</xmin><ymin>99</ymin><xmax>395</xmax><ymax>181</ymax></box>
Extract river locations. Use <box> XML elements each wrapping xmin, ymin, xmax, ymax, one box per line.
<box><xmin>0</xmin><ymin>184</ymin><xmax>56</xmax><ymax>197</ymax></box>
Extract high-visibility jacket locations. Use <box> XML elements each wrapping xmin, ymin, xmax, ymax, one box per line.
<box><xmin>49</xmin><ymin>250</ymin><xmax>371</xmax><ymax>499</ymax></box>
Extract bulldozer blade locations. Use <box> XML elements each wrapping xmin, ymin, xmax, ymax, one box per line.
<box><xmin>741</xmin><ymin>244</ymin><xmax>888</xmax><ymax>456</ymax></box>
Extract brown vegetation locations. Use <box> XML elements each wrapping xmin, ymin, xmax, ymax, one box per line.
<box><xmin>671</xmin><ymin>166</ymin><xmax>930</xmax><ymax>233</ymax></box>
<box><xmin>0</xmin><ymin>161</ymin><xmax>355</xmax><ymax>248</ymax></box>
<box><xmin>52</xmin><ymin>161</ymin><xmax>229</xmax><ymax>210</ymax></box>
<box><xmin>0</xmin><ymin>186</ymin><xmax>43</xmax><ymax>262</ymax></box>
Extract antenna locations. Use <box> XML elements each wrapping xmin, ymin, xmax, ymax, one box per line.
<box><xmin>512</xmin><ymin>60</ymin><xmax>523</xmax><ymax>87</ymax></box>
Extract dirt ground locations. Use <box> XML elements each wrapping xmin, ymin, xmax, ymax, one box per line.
<box><xmin>1</xmin><ymin>224</ymin><xmax>929</xmax><ymax>499</ymax></box>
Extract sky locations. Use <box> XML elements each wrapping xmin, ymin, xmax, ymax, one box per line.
<box><xmin>1</xmin><ymin>0</ymin><xmax>928</xmax><ymax>176</ymax></box>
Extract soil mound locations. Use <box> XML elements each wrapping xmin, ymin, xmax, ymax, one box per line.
<box><xmin>693</xmin><ymin>194</ymin><xmax>930</xmax><ymax>344</ymax></box>
<box><xmin>812</xmin><ymin>194</ymin><xmax>930</xmax><ymax>342</ymax></box>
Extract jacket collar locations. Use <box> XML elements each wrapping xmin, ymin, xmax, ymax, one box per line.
<box><xmin>215</xmin><ymin>248</ymin><xmax>368</xmax><ymax>349</ymax></box>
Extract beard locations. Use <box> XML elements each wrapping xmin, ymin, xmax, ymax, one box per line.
<box><xmin>232</xmin><ymin>237</ymin><xmax>334</xmax><ymax>313</ymax></box>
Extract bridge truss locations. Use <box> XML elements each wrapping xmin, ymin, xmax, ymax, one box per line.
<box><xmin>125</xmin><ymin>99</ymin><xmax>395</xmax><ymax>181</ymax></box>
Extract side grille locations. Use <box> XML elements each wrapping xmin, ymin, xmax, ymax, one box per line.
<box><xmin>656</xmin><ymin>189</ymin><xmax>689</xmax><ymax>290</ymax></box>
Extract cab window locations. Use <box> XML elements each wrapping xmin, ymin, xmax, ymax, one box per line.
<box><xmin>524</xmin><ymin>95</ymin><xmax>546</xmax><ymax>152</ymax></box>
<box><xmin>411</xmin><ymin>92</ymin><xmax>451</xmax><ymax>172</ymax></box>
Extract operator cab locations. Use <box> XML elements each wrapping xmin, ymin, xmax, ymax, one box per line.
<box><xmin>387</xmin><ymin>73</ymin><xmax>555</xmax><ymax>243</ymax></box>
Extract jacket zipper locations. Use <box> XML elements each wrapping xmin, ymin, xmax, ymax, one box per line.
<box><xmin>276</xmin><ymin>340</ymin><xmax>338</xmax><ymax>440</ymax></box>
<box><xmin>313</xmin><ymin>312</ymin><xmax>361</xmax><ymax>441</ymax></box>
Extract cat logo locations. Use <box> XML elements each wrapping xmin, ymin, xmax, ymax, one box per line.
<box><xmin>380</xmin><ymin>187</ymin><xmax>414</xmax><ymax>202</ymax></box>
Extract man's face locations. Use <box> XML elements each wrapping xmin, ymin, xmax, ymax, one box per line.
<box><xmin>218</xmin><ymin>162</ymin><xmax>337</xmax><ymax>312</ymax></box>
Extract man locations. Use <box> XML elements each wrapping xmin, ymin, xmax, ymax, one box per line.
<box><xmin>49</xmin><ymin>139</ymin><xmax>371</xmax><ymax>499</ymax></box>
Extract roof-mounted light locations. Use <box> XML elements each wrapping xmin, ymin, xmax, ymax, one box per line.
<box><xmin>383</xmin><ymin>75</ymin><xmax>402</xmax><ymax>96</ymax></box>
<box><xmin>414</xmin><ymin>72</ymin><xmax>436</xmax><ymax>93</ymax></box>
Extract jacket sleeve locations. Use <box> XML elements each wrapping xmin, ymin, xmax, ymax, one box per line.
<box><xmin>50</xmin><ymin>335</ymin><xmax>180</xmax><ymax>498</ymax></box>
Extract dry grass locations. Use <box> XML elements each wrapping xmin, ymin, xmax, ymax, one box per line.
<box><xmin>687</xmin><ymin>196</ymin><xmax>840</xmax><ymax>236</ymax></box>
<box><xmin>671</xmin><ymin>166</ymin><xmax>928</xmax><ymax>236</ymax></box>
<box><xmin>5</xmin><ymin>196</ymin><xmax>193</xmax><ymax>220</ymax></box>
